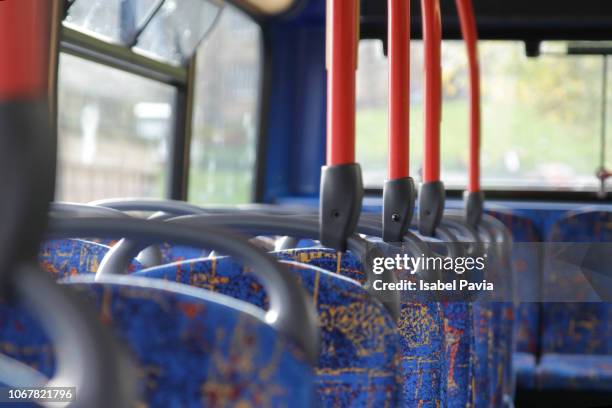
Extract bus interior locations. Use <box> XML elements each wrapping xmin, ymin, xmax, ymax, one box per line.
<box><xmin>0</xmin><ymin>0</ymin><xmax>611</xmax><ymax>407</ymax></box>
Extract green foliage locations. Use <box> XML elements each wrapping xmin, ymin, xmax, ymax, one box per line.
<box><xmin>357</xmin><ymin>43</ymin><xmax>608</xmax><ymax>189</ymax></box>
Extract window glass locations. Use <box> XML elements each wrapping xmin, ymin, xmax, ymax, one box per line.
<box><xmin>357</xmin><ymin>40</ymin><xmax>610</xmax><ymax>191</ymax></box>
<box><xmin>188</xmin><ymin>6</ymin><xmax>261</xmax><ymax>205</ymax></box>
<box><xmin>64</xmin><ymin>0</ymin><xmax>162</xmax><ymax>44</ymax></box>
<box><xmin>135</xmin><ymin>0</ymin><xmax>222</xmax><ymax>65</ymax></box>
<box><xmin>57</xmin><ymin>53</ymin><xmax>175</xmax><ymax>202</ymax></box>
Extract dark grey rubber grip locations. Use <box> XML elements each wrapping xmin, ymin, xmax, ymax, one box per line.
<box><xmin>464</xmin><ymin>191</ymin><xmax>485</xmax><ymax>229</ymax></box>
<box><xmin>319</xmin><ymin>164</ymin><xmax>364</xmax><ymax>251</ymax></box>
<box><xmin>418</xmin><ymin>181</ymin><xmax>446</xmax><ymax>237</ymax></box>
<box><xmin>382</xmin><ymin>177</ymin><xmax>416</xmax><ymax>243</ymax></box>
<box><xmin>46</xmin><ymin>216</ymin><xmax>320</xmax><ymax>365</ymax></box>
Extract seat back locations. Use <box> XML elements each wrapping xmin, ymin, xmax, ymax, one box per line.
<box><xmin>488</xmin><ymin>210</ymin><xmax>542</xmax><ymax>356</ymax></box>
<box><xmin>274</xmin><ymin>247</ymin><xmax>447</xmax><ymax>407</ymax></box>
<box><xmin>544</xmin><ymin>211</ymin><xmax>612</xmax><ymax>355</ymax></box>
<box><xmin>39</xmin><ymin>239</ymin><xmax>143</xmax><ymax>278</ymax></box>
<box><xmin>137</xmin><ymin>256</ymin><xmax>404</xmax><ymax>406</ymax></box>
<box><xmin>472</xmin><ymin>214</ymin><xmax>516</xmax><ymax>406</ymax></box>
<box><xmin>442</xmin><ymin>218</ymin><xmax>497</xmax><ymax>407</ymax></box>
<box><xmin>420</xmin><ymin>220</ymin><xmax>476</xmax><ymax>408</ymax></box>
<box><xmin>0</xmin><ymin>275</ymin><xmax>314</xmax><ymax>406</ymax></box>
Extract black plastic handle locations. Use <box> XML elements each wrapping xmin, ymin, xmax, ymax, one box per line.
<box><xmin>319</xmin><ymin>164</ymin><xmax>364</xmax><ymax>251</ymax></box>
<box><xmin>383</xmin><ymin>177</ymin><xmax>416</xmax><ymax>242</ymax></box>
<box><xmin>47</xmin><ymin>216</ymin><xmax>320</xmax><ymax>365</ymax></box>
<box><xmin>418</xmin><ymin>180</ymin><xmax>446</xmax><ymax>237</ymax></box>
<box><xmin>464</xmin><ymin>191</ymin><xmax>484</xmax><ymax>229</ymax></box>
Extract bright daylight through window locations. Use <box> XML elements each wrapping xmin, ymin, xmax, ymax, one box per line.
<box><xmin>357</xmin><ymin>40</ymin><xmax>612</xmax><ymax>191</ymax></box>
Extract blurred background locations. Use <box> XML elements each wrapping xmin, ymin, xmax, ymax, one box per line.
<box><xmin>56</xmin><ymin>0</ymin><xmax>612</xmax><ymax>204</ymax></box>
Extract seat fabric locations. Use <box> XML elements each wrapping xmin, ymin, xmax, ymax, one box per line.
<box><xmin>477</xmin><ymin>218</ymin><xmax>516</xmax><ymax>404</ymax></box>
<box><xmin>472</xmin><ymin>303</ymin><xmax>494</xmax><ymax>407</ymax></box>
<box><xmin>0</xmin><ymin>276</ymin><xmax>314</xmax><ymax>407</ymax></box>
<box><xmin>442</xmin><ymin>301</ymin><xmax>474</xmax><ymax>408</ymax></box>
<box><xmin>274</xmin><ymin>247</ymin><xmax>450</xmax><ymax>407</ymax></box>
<box><xmin>539</xmin><ymin>211</ymin><xmax>612</xmax><ymax>392</ymax></box>
<box><xmin>137</xmin><ymin>257</ymin><xmax>404</xmax><ymax>407</ymax></box>
<box><xmin>540</xmin><ymin>302</ymin><xmax>612</xmax><ymax>355</ymax></box>
<box><xmin>39</xmin><ymin>239</ymin><xmax>143</xmax><ymax>278</ymax></box>
<box><xmin>488</xmin><ymin>210</ymin><xmax>542</xmax><ymax>357</ymax></box>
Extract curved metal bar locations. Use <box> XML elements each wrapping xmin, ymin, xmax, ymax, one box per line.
<box><xmin>89</xmin><ymin>198</ymin><xmax>209</xmax><ymax>216</ymax></box>
<box><xmin>51</xmin><ymin>202</ymin><xmax>131</xmax><ymax>218</ymax></box>
<box><xmin>51</xmin><ymin>202</ymin><xmax>164</xmax><ymax>267</ymax></box>
<box><xmin>46</xmin><ymin>216</ymin><xmax>320</xmax><ymax>365</ymax></box>
<box><xmin>91</xmin><ymin>197</ymin><xmax>312</xmax><ymax>216</ymax></box>
<box><xmin>6</xmin><ymin>263</ymin><xmax>137</xmax><ymax>407</ymax></box>
<box><xmin>161</xmin><ymin>213</ymin><xmax>401</xmax><ymax>322</ymax></box>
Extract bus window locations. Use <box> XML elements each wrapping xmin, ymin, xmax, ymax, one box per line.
<box><xmin>64</xmin><ymin>0</ymin><xmax>163</xmax><ymax>44</ymax></box>
<box><xmin>188</xmin><ymin>6</ymin><xmax>261</xmax><ymax>205</ymax></box>
<box><xmin>135</xmin><ymin>0</ymin><xmax>222</xmax><ymax>65</ymax></box>
<box><xmin>56</xmin><ymin>53</ymin><xmax>176</xmax><ymax>202</ymax></box>
<box><xmin>357</xmin><ymin>40</ymin><xmax>611</xmax><ymax>192</ymax></box>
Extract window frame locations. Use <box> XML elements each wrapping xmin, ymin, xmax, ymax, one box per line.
<box><xmin>59</xmin><ymin>26</ymin><xmax>189</xmax><ymax>200</ymax></box>
<box><xmin>187</xmin><ymin>6</ymin><xmax>268</xmax><ymax>204</ymax></box>
<box><xmin>57</xmin><ymin>3</ymin><xmax>266</xmax><ymax>203</ymax></box>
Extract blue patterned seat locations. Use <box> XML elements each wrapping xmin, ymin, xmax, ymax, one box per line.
<box><xmin>442</xmin><ymin>301</ymin><xmax>474</xmax><ymax>408</ymax></box>
<box><xmin>0</xmin><ymin>275</ymin><xmax>314</xmax><ymax>407</ymax></box>
<box><xmin>41</xmin><ymin>238</ymin><xmax>210</xmax><ymax>266</ymax></box>
<box><xmin>541</xmin><ymin>302</ymin><xmax>611</xmax><ymax>355</ymax></box>
<box><xmin>488</xmin><ymin>211</ymin><xmax>542</xmax><ymax>353</ymax></box>
<box><xmin>488</xmin><ymin>210</ymin><xmax>542</xmax><ymax>394</ymax></box>
<box><xmin>472</xmin><ymin>302</ymin><xmax>494</xmax><ymax>406</ymax></box>
<box><xmin>39</xmin><ymin>239</ymin><xmax>143</xmax><ymax>278</ymax></box>
<box><xmin>275</xmin><ymin>248</ymin><xmax>366</xmax><ymax>283</ymax></box>
<box><xmin>490</xmin><ymin>262</ymin><xmax>515</xmax><ymax>405</ymax></box>
<box><xmin>539</xmin><ymin>211</ymin><xmax>612</xmax><ymax>391</ymax></box>
<box><xmin>274</xmin><ymin>247</ymin><xmax>451</xmax><ymax>407</ymax></box>
<box><xmin>417</xmin><ymin>221</ymin><xmax>491</xmax><ymax>407</ymax></box>
<box><xmin>419</xmin><ymin>231</ymin><xmax>476</xmax><ymax>408</ymax></box>
<box><xmin>136</xmin><ymin>257</ymin><xmax>403</xmax><ymax>406</ymax></box>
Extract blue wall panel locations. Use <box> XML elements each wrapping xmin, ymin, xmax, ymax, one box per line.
<box><xmin>262</xmin><ymin>4</ymin><xmax>326</xmax><ymax>202</ymax></box>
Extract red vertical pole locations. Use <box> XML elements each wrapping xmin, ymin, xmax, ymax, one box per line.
<box><xmin>0</xmin><ymin>0</ymin><xmax>50</xmax><ymax>100</ymax></box>
<box><xmin>456</xmin><ymin>0</ymin><xmax>481</xmax><ymax>193</ymax></box>
<box><xmin>321</xmin><ymin>0</ymin><xmax>363</xmax><ymax>251</ymax></box>
<box><xmin>382</xmin><ymin>0</ymin><xmax>416</xmax><ymax>242</ymax></box>
<box><xmin>388</xmin><ymin>0</ymin><xmax>411</xmax><ymax>180</ymax></box>
<box><xmin>326</xmin><ymin>0</ymin><xmax>359</xmax><ymax>165</ymax></box>
<box><xmin>417</xmin><ymin>0</ymin><xmax>445</xmax><ymax>236</ymax></box>
<box><xmin>421</xmin><ymin>0</ymin><xmax>442</xmax><ymax>183</ymax></box>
